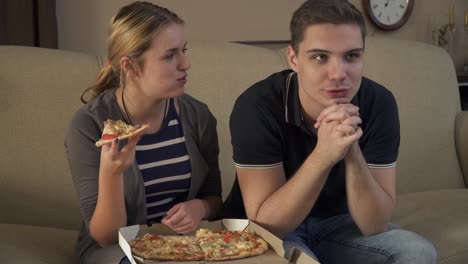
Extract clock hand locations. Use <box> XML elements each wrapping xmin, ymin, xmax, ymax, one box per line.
<box><xmin>385</xmin><ymin>0</ymin><xmax>390</xmax><ymax>7</ymax></box>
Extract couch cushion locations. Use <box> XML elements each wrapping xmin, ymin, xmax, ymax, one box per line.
<box><xmin>0</xmin><ymin>223</ymin><xmax>78</xmax><ymax>264</ymax></box>
<box><xmin>0</xmin><ymin>46</ymin><xmax>100</xmax><ymax>229</ymax></box>
<box><xmin>393</xmin><ymin>189</ymin><xmax>468</xmax><ymax>263</ymax></box>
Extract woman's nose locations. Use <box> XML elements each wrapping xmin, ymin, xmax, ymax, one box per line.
<box><xmin>178</xmin><ymin>53</ymin><xmax>190</xmax><ymax>71</ymax></box>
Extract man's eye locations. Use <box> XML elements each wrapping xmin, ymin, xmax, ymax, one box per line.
<box><xmin>312</xmin><ymin>54</ymin><xmax>327</xmax><ymax>62</ymax></box>
<box><xmin>345</xmin><ymin>53</ymin><xmax>360</xmax><ymax>61</ymax></box>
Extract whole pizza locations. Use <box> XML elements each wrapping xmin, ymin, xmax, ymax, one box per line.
<box><xmin>129</xmin><ymin>228</ymin><xmax>269</xmax><ymax>261</ymax></box>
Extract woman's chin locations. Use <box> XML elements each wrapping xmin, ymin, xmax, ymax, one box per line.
<box><xmin>167</xmin><ymin>87</ymin><xmax>185</xmax><ymax>98</ymax></box>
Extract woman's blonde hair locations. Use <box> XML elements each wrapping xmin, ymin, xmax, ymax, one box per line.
<box><xmin>81</xmin><ymin>1</ymin><xmax>184</xmax><ymax>103</ymax></box>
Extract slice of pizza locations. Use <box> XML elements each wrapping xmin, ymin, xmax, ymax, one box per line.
<box><xmin>95</xmin><ymin>119</ymin><xmax>149</xmax><ymax>147</ymax></box>
<box><xmin>195</xmin><ymin>228</ymin><xmax>269</xmax><ymax>261</ymax></box>
<box><xmin>130</xmin><ymin>233</ymin><xmax>204</xmax><ymax>261</ymax></box>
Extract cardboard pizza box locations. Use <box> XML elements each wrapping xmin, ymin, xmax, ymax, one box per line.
<box><xmin>118</xmin><ymin>219</ymin><xmax>319</xmax><ymax>264</ymax></box>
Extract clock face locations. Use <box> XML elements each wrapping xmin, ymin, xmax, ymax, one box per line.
<box><xmin>370</xmin><ymin>0</ymin><xmax>408</xmax><ymax>25</ymax></box>
<box><xmin>363</xmin><ymin>0</ymin><xmax>414</xmax><ymax>30</ymax></box>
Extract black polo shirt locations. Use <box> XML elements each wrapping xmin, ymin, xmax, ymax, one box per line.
<box><xmin>225</xmin><ymin>69</ymin><xmax>400</xmax><ymax>218</ymax></box>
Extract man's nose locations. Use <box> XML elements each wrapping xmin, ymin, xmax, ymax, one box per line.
<box><xmin>328</xmin><ymin>58</ymin><xmax>347</xmax><ymax>80</ymax></box>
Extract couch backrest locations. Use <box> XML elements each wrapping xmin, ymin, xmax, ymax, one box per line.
<box><xmin>185</xmin><ymin>41</ymin><xmax>287</xmax><ymax>199</ymax></box>
<box><xmin>0</xmin><ymin>46</ymin><xmax>99</xmax><ymax>229</ymax></box>
<box><xmin>0</xmin><ymin>42</ymin><xmax>287</xmax><ymax>230</ymax></box>
<box><xmin>185</xmin><ymin>38</ymin><xmax>465</xmax><ymax>196</ymax></box>
<box><xmin>0</xmin><ymin>37</ymin><xmax>463</xmax><ymax>230</ymax></box>
<box><xmin>279</xmin><ymin>37</ymin><xmax>464</xmax><ymax>194</ymax></box>
<box><xmin>359</xmin><ymin>37</ymin><xmax>463</xmax><ymax>193</ymax></box>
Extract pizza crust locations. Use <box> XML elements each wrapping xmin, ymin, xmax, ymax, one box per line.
<box><xmin>95</xmin><ymin>123</ymin><xmax>149</xmax><ymax>147</ymax></box>
<box><xmin>206</xmin><ymin>247</ymin><xmax>267</xmax><ymax>261</ymax></box>
<box><xmin>132</xmin><ymin>250</ymin><xmax>204</xmax><ymax>261</ymax></box>
<box><xmin>205</xmin><ymin>242</ymin><xmax>269</xmax><ymax>260</ymax></box>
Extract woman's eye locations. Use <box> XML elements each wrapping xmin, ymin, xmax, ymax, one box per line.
<box><xmin>165</xmin><ymin>53</ymin><xmax>175</xmax><ymax>60</ymax></box>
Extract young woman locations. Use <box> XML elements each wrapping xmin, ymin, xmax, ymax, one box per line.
<box><xmin>65</xmin><ymin>2</ymin><xmax>222</xmax><ymax>263</ymax></box>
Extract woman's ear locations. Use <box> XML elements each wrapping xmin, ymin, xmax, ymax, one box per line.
<box><xmin>120</xmin><ymin>56</ymin><xmax>139</xmax><ymax>77</ymax></box>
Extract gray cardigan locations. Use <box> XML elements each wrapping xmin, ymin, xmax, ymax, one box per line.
<box><xmin>65</xmin><ymin>89</ymin><xmax>222</xmax><ymax>263</ymax></box>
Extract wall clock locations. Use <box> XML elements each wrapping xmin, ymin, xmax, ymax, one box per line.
<box><xmin>363</xmin><ymin>0</ymin><xmax>414</xmax><ymax>31</ymax></box>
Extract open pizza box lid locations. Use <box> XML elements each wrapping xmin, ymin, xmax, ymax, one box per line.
<box><xmin>119</xmin><ymin>219</ymin><xmax>319</xmax><ymax>264</ymax></box>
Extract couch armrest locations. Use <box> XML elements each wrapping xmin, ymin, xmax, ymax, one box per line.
<box><xmin>455</xmin><ymin>111</ymin><xmax>468</xmax><ymax>187</ymax></box>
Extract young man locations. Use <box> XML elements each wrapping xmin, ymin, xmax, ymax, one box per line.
<box><xmin>225</xmin><ymin>0</ymin><xmax>437</xmax><ymax>263</ymax></box>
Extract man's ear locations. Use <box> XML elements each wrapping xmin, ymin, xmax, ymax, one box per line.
<box><xmin>288</xmin><ymin>46</ymin><xmax>299</xmax><ymax>72</ymax></box>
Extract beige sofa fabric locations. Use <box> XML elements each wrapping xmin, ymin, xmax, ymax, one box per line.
<box><xmin>362</xmin><ymin>37</ymin><xmax>463</xmax><ymax>194</ymax></box>
<box><xmin>184</xmin><ymin>41</ymin><xmax>288</xmax><ymax>196</ymax></box>
<box><xmin>393</xmin><ymin>189</ymin><xmax>468</xmax><ymax>262</ymax></box>
<box><xmin>0</xmin><ymin>46</ymin><xmax>99</xmax><ymax>263</ymax></box>
<box><xmin>456</xmin><ymin>111</ymin><xmax>468</xmax><ymax>184</ymax></box>
<box><xmin>0</xmin><ymin>223</ymin><xmax>77</xmax><ymax>263</ymax></box>
<box><xmin>360</xmin><ymin>38</ymin><xmax>468</xmax><ymax>263</ymax></box>
<box><xmin>280</xmin><ymin>38</ymin><xmax>464</xmax><ymax>194</ymax></box>
<box><xmin>0</xmin><ymin>46</ymin><xmax>98</xmax><ymax>230</ymax></box>
<box><xmin>0</xmin><ymin>37</ymin><xmax>467</xmax><ymax>263</ymax></box>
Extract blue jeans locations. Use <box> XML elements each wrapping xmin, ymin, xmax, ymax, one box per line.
<box><xmin>283</xmin><ymin>214</ymin><xmax>437</xmax><ymax>264</ymax></box>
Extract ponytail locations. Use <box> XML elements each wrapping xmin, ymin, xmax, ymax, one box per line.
<box><xmin>80</xmin><ymin>63</ymin><xmax>119</xmax><ymax>103</ymax></box>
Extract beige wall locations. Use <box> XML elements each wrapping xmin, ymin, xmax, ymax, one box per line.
<box><xmin>350</xmin><ymin>0</ymin><xmax>468</xmax><ymax>74</ymax></box>
<box><xmin>57</xmin><ymin>0</ymin><xmax>467</xmax><ymax>72</ymax></box>
<box><xmin>57</xmin><ymin>0</ymin><xmax>304</xmax><ymax>55</ymax></box>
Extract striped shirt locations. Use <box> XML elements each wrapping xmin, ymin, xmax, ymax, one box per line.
<box><xmin>135</xmin><ymin>98</ymin><xmax>192</xmax><ymax>224</ymax></box>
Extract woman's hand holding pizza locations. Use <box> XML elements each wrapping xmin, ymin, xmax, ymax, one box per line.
<box><xmin>99</xmin><ymin>133</ymin><xmax>142</xmax><ymax>177</ymax></box>
<box><xmin>162</xmin><ymin>199</ymin><xmax>207</xmax><ymax>234</ymax></box>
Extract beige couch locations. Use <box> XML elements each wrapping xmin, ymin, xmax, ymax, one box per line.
<box><xmin>1</xmin><ymin>37</ymin><xmax>467</xmax><ymax>263</ymax></box>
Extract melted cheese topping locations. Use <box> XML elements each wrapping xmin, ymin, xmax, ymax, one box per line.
<box><xmin>102</xmin><ymin>119</ymin><xmax>135</xmax><ymax>135</ymax></box>
<box><xmin>196</xmin><ymin>229</ymin><xmax>258</xmax><ymax>257</ymax></box>
<box><xmin>131</xmin><ymin>229</ymin><xmax>266</xmax><ymax>260</ymax></box>
<box><xmin>132</xmin><ymin>234</ymin><xmax>203</xmax><ymax>256</ymax></box>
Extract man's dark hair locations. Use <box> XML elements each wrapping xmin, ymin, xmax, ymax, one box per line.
<box><xmin>290</xmin><ymin>0</ymin><xmax>366</xmax><ymax>53</ymax></box>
